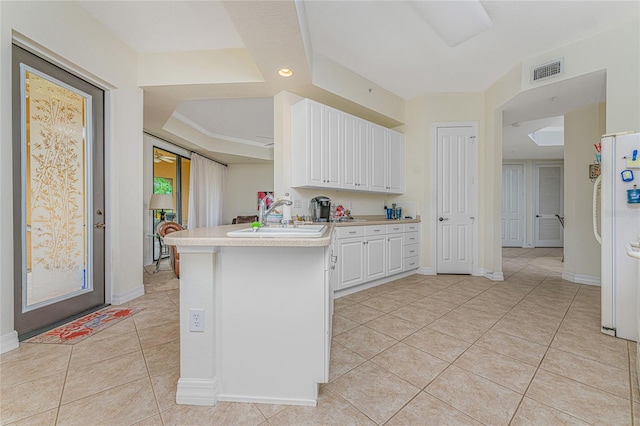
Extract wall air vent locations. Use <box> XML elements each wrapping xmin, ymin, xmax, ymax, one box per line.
<box><xmin>531</xmin><ymin>58</ymin><xmax>564</xmax><ymax>83</ymax></box>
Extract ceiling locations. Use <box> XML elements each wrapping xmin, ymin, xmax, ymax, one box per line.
<box><xmin>76</xmin><ymin>1</ymin><xmax>638</xmax><ymax>163</ymax></box>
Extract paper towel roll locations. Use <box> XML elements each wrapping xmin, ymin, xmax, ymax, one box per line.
<box><xmin>283</xmin><ymin>193</ymin><xmax>292</xmax><ymax>221</ymax></box>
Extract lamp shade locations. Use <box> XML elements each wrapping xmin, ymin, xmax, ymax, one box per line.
<box><xmin>149</xmin><ymin>193</ymin><xmax>174</xmax><ymax>211</ymax></box>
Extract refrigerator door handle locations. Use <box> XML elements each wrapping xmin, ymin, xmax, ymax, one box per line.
<box><xmin>593</xmin><ymin>174</ymin><xmax>602</xmax><ymax>244</ymax></box>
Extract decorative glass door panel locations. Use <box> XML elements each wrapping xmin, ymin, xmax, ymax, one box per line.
<box><xmin>22</xmin><ymin>66</ymin><xmax>93</xmax><ymax>311</ymax></box>
<box><xmin>13</xmin><ymin>44</ymin><xmax>105</xmax><ymax>338</ymax></box>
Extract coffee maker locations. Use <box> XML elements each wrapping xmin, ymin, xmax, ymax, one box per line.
<box><xmin>311</xmin><ymin>196</ymin><xmax>331</xmax><ymax>222</ymax></box>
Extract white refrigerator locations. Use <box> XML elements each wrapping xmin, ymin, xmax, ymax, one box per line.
<box><xmin>595</xmin><ymin>132</ymin><xmax>640</xmax><ymax>341</ymax></box>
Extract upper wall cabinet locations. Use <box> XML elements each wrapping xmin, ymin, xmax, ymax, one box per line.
<box><xmin>343</xmin><ymin>114</ymin><xmax>369</xmax><ymax>191</ymax></box>
<box><xmin>291</xmin><ymin>99</ymin><xmax>341</xmax><ymax>189</ymax></box>
<box><xmin>292</xmin><ymin>98</ymin><xmax>404</xmax><ymax>194</ymax></box>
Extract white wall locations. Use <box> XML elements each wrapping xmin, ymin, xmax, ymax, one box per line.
<box><xmin>483</xmin><ymin>19</ymin><xmax>639</xmax><ymax>278</ymax></box>
<box><xmin>0</xmin><ymin>1</ymin><xmax>143</xmax><ymax>351</ymax></box>
<box><xmin>223</xmin><ymin>163</ymin><xmax>275</xmax><ymax>224</ymax></box>
<box><xmin>403</xmin><ymin>93</ymin><xmax>485</xmax><ymax>274</ymax></box>
<box><xmin>520</xmin><ymin>20</ymin><xmax>639</xmax><ymax>135</ymax></box>
<box><xmin>562</xmin><ymin>102</ymin><xmax>606</xmax><ymax>284</ymax></box>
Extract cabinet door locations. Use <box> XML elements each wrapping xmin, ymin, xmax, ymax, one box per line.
<box><xmin>387</xmin><ymin>234</ymin><xmax>403</xmax><ymax>275</ymax></box>
<box><xmin>356</xmin><ymin>119</ymin><xmax>369</xmax><ymax>190</ymax></box>
<box><xmin>364</xmin><ymin>235</ymin><xmax>386</xmax><ymax>281</ymax></box>
<box><xmin>343</xmin><ymin>114</ymin><xmax>358</xmax><ymax>190</ymax></box>
<box><xmin>325</xmin><ymin>107</ymin><xmax>342</xmax><ymax>188</ymax></box>
<box><xmin>337</xmin><ymin>237</ymin><xmax>364</xmax><ymax>289</ymax></box>
<box><xmin>387</xmin><ymin>130</ymin><xmax>404</xmax><ymax>193</ymax></box>
<box><xmin>369</xmin><ymin>123</ymin><xmax>387</xmax><ymax>192</ymax></box>
<box><xmin>308</xmin><ymin>102</ymin><xmax>324</xmax><ymax>186</ymax></box>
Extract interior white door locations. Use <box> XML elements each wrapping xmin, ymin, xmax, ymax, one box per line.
<box><xmin>436</xmin><ymin>126</ymin><xmax>477</xmax><ymax>274</ymax></box>
<box><xmin>502</xmin><ymin>164</ymin><xmax>525</xmax><ymax>247</ymax></box>
<box><xmin>534</xmin><ymin>163</ymin><xmax>564</xmax><ymax>247</ymax></box>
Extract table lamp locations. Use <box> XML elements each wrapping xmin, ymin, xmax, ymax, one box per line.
<box><xmin>149</xmin><ymin>193</ymin><xmax>174</xmax><ymax>221</ymax></box>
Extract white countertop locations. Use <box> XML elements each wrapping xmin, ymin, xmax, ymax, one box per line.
<box><xmin>163</xmin><ymin>223</ymin><xmax>334</xmax><ymax>247</ymax></box>
<box><xmin>163</xmin><ymin>216</ymin><xmax>421</xmax><ymax>248</ymax></box>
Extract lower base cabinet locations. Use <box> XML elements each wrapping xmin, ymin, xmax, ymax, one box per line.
<box><xmin>336</xmin><ymin>223</ymin><xmax>420</xmax><ymax>292</ymax></box>
<box><xmin>337</xmin><ymin>237</ymin><xmax>365</xmax><ymax>289</ymax></box>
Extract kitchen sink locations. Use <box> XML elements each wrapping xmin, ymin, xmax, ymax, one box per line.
<box><xmin>226</xmin><ymin>224</ymin><xmax>327</xmax><ymax>238</ymax></box>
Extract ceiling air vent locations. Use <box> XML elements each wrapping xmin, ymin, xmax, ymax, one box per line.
<box><xmin>531</xmin><ymin>58</ymin><xmax>564</xmax><ymax>83</ymax></box>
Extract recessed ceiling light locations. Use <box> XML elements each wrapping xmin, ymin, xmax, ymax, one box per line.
<box><xmin>278</xmin><ymin>68</ymin><xmax>293</xmax><ymax>77</ymax></box>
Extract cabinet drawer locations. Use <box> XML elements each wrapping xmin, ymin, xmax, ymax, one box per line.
<box><xmin>403</xmin><ymin>223</ymin><xmax>420</xmax><ymax>232</ymax></box>
<box><xmin>403</xmin><ymin>256</ymin><xmax>419</xmax><ymax>271</ymax></box>
<box><xmin>336</xmin><ymin>226</ymin><xmax>364</xmax><ymax>239</ymax></box>
<box><xmin>365</xmin><ymin>225</ymin><xmax>387</xmax><ymax>236</ymax></box>
<box><xmin>403</xmin><ymin>232</ymin><xmax>419</xmax><ymax>245</ymax></box>
<box><xmin>403</xmin><ymin>244</ymin><xmax>419</xmax><ymax>259</ymax></box>
<box><xmin>387</xmin><ymin>224</ymin><xmax>403</xmax><ymax>234</ymax></box>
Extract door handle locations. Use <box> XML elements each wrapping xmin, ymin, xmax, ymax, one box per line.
<box><xmin>438</xmin><ymin>217</ymin><xmax>449</xmax><ymax>222</ymax></box>
<box><xmin>536</xmin><ymin>214</ymin><xmax>541</xmax><ymax>218</ymax></box>
<box><xmin>94</xmin><ymin>222</ymin><xmax>106</xmax><ymax>229</ymax></box>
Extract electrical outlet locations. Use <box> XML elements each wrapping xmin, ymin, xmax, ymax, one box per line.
<box><xmin>190</xmin><ymin>308</ymin><xmax>205</xmax><ymax>332</ymax></box>
<box><xmin>348</xmin><ymin>201</ymin><xmax>353</xmax><ymax>208</ymax></box>
<box><xmin>294</xmin><ymin>199</ymin><xmax>302</xmax><ymax>208</ymax></box>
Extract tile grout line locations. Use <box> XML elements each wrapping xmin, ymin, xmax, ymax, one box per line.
<box><xmin>360</xmin><ymin>261</ymin><xmax>548</xmax><ymax>425</ymax></box>
<box><xmin>131</xmin><ymin>311</ymin><xmax>166</xmax><ymax>426</ymax></box>
<box><xmin>331</xmin><ymin>249</ymin><xmax>566</xmax><ymax>425</ymax></box>
<box><xmin>53</xmin><ymin>344</ymin><xmax>74</xmax><ymax>425</ymax></box>
<box><xmin>416</xmin><ymin>273</ymin><xmax>547</xmax><ymax>425</ymax></box>
<box><xmin>507</xmin><ymin>282</ymin><xmax>593</xmax><ymax>426</ymax></box>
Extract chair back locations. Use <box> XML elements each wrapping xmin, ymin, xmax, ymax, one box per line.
<box><xmin>157</xmin><ymin>221</ymin><xmax>184</xmax><ymax>240</ymax></box>
<box><xmin>233</xmin><ymin>215</ymin><xmax>258</xmax><ymax>224</ymax></box>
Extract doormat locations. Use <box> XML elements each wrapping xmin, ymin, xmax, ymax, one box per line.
<box><xmin>25</xmin><ymin>306</ymin><xmax>144</xmax><ymax>345</ymax></box>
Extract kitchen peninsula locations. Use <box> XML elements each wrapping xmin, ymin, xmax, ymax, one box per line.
<box><xmin>162</xmin><ymin>223</ymin><xmax>335</xmax><ymax>407</ymax></box>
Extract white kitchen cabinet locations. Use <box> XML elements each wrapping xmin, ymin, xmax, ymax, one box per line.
<box><xmin>337</xmin><ymin>237</ymin><xmax>365</xmax><ymax>289</ymax></box>
<box><xmin>369</xmin><ymin>123</ymin><xmax>404</xmax><ymax>194</ymax></box>
<box><xmin>403</xmin><ymin>223</ymin><xmax>420</xmax><ymax>271</ymax></box>
<box><xmin>335</xmin><ymin>223</ymin><xmax>420</xmax><ymax>291</ymax></box>
<box><xmin>363</xmin><ymin>225</ymin><xmax>387</xmax><ymax>282</ymax></box>
<box><xmin>343</xmin><ymin>114</ymin><xmax>369</xmax><ymax>191</ymax></box>
<box><xmin>387</xmin><ymin>223</ymin><xmax>404</xmax><ymax>235</ymax></box>
<box><xmin>325</xmin><ymin>107</ymin><xmax>342</xmax><ymax>188</ymax></box>
<box><xmin>292</xmin><ymin>98</ymin><xmax>402</xmax><ymax>194</ymax></box>
<box><xmin>387</xmin><ymin>233</ymin><xmax>404</xmax><ymax>275</ymax></box>
<box><xmin>370</xmin><ymin>123</ymin><xmax>388</xmax><ymax>192</ymax></box>
<box><xmin>292</xmin><ymin>99</ymin><xmax>341</xmax><ymax>189</ymax></box>
<box><xmin>387</xmin><ymin>129</ymin><xmax>404</xmax><ymax>193</ymax></box>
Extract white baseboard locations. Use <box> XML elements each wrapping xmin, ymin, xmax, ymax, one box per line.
<box><xmin>334</xmin><ymin>270</ymin><xmax>419</xmax><ymax>298</ymax></box>
<box><xmin>1</xmin><ymin>330</ymin><xmax>19</xmax><ymax>354</ymax></box>
<box><xmin>218</xmin><ymin>394</ymin><xmax>317</xmax><ymax>407</ymax></box>
<box><xmin>562</xmin><ymin>272</ymin><xmax>601</xmax><ymax>286</ymax></box>
<box><xmin>417</xmin><ymin>267</ymin><xmax>435</xmax><ymax>275</ymax></box>
<box><xmin>480</xmin><ymin>269</ymin><xmax>504</xmax><ymax>281</ymax></box>
<box><xmin>176</xmin><ymin>378</ymin><xmax>218</xmax><ymax>406</ymax></box>
<box><xmin>111</xmin><ymin>284</ymin><xmax>145</xmax><ymax>305</ymax></box>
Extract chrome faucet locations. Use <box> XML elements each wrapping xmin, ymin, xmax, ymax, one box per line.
<box><xmin>259</xmin><ymin>198</ymin><xmax>293</xmax><ymax>226</ymax></box>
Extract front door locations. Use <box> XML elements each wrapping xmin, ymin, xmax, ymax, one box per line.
<box><xmin>12</xmin><ymin>45</ymin><xmax>106</xmax><ymax>338</ymax></box>
<box><xmin>436</xmin><ymin>126</ymin><xmax>477</xmax><ymax>274</ymax></box>
<box><xmin>534</xmin><ymin>163</ymin><xmax>564</xmax><ymax>247</ymax></box>
<box><xmin>502</xmin><ymin>164</ymin><xmax>525</xmax><ymax>247</ymax></box>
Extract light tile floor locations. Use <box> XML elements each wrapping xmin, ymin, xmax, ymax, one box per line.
<box><xmin>2</xmin><ymin>248</ymin><xmax>638</xmax><ymax>425</ymax></box>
